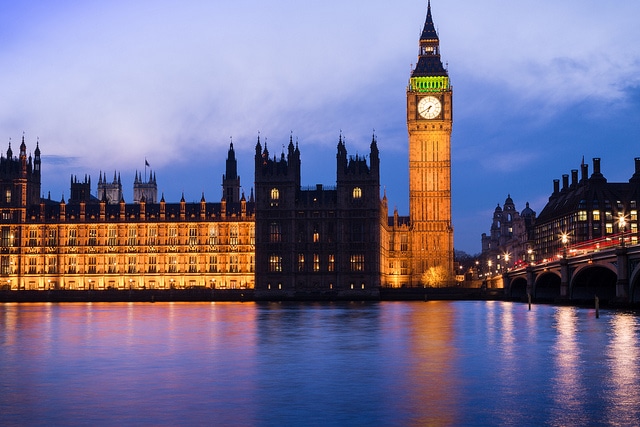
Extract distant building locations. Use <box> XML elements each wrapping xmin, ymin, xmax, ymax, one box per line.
<box><xmin>533</xmin><ymin>157</ymin><xmax>640</xmax><ymax>259</ymax></box>
<box><xmin>481</xmin><ymin>195</ymin><xmax>536</xmax><ymax>273</ymax></box>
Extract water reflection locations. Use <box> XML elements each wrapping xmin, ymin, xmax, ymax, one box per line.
<box><xmin>606</xmin><ymin>314</ymin><xmax>640</xmax><ymax>424</ymax></box>
<box><xmin>1</xmin><ymin>302</ymin><xmax>640</xmax><ymax>426</ymax></box>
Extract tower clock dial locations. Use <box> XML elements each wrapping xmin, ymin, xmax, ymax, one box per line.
<box><xmin>417</xmin><ymin>96</ymin><xmax>442</xmax><ymax>119</ymax></box>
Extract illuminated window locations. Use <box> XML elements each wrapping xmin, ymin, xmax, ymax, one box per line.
<box><xmin>88</xmin><ymin>256</ymin><xmax>96</xmax><ymax>274</ymax></box>
<box><xmin>313</xmin><ymin>226</ymin><xmax>320</xmax><ymax>243</ymax></box>
<box><xmin>400</xmin><ymin>235</ymin><xmax>408</xmax><ymax>252</ymax></box>
<box><xmin>209</xmin><ymin>255</ymin><xmax>218</xmax><ymax>273</ymax></box>
<box><xmin>606</xmin><ymin>223</ymin><xmax>613</xmax><ymax>234</ymax></box>
<box><xmin>147</xmin><ymin>255</ymin><xmax>156</xmax><ymax>273</ymax></box>
<box><xmin>47</xmin><ymin>256</ymin><xmax>57</xmax><ymax>274</ymax></box>
<box><xmin>108</xmin><ymin>256</ymin><xmax>117</xmax><ymax>273</ymax></box>
<box><xmin>350</xmin><ymin>254</ymin><xmax>364</xmax><ymax>272</ymax></box>
<box><xmin>147</xmin><ymin>226</ymin><xmax>157</xmax><ymax>246</ymax></box>
<box><xmin>188</xmin><ymin>226</ymin><xmax>198</xmax><ymax>247</ymax></box>
<box><xmin>1</xmin><ymin>228</ymin><xmax>11</xmax><ymax>248</ymax></box>
<box><xmin>128</xmin><ymin>256</ymin><xmax>136</xmax><ymax>273</ymax></box>
<box><xmin>1</xmin><ymin>256</ymin><xmax>10</xmax><ymax>275</ymax></box>
<box><xmin>578</xmin><ymin>211</ymin><xmax>587</xmax><ymax>221</ymax></box>
<box><xmin>168</xmin><ymin>255</ymin><xmax>177</xmax><ymax>273</ymax></box>
<box><xmin>209</xmin><ymin>225</ymin><xmax>218</xmax><ymax>246</ymax></box>
<box><xmin>298</xmin><ymin>253</ymin><xmax>305</xmax><ymax>272</ymax></box>
<box><xmin>270</xmin><ymin>188</ymin><xmax>280</xmax><ymax>206</ymax></box>
<box><xmin>4</xmin><ymin>189</ymin><xmax>12</xmax><ymax>203</ymax></box>
<box><xmin>29</xmin><ymin>228</ymin><xmax>38</xmax><ymax>247</ymax></box>
<box><xmin>352</xmin><ymin>187</ymin><xmax>362</xmax><ymax>199</ymax></box>
<box><xmin>88</xmin><ymin>227</ymin><xmax>97</xmax><ymax>246</ymax></box>
<box><xmin>250</xmin><ymin>226</ymin><xmax>255</xmax><ymax>247</ymax></box>
<box><xmin>189</xmin><ymin>255</ymin><xmax>198</xmax><ymax>273</ymax></box>
<box><xmin>269</xmin><ymin>254</ymin><xmax>282</xmax><ymax>272</ymax></box>
<box><xmin>28</xmin><ymin>257</ymin><xmax>37</xmax><ymax>274</ymax></box>
<box><xmin>107</xmin><ymin>227</ymin><xmax>117</xmax><ymax>247</ymax></box>
<box><xmin>328</xmin><ymin>254</ymin><xmax>335</xmax><ymax>272</ymax></box>
<box><xmin>68</xmin><ymin>228</ymin><xmax>77</xmax><ymax>246</ymax></box>
<box><xmin>631</xmin><ymin>210</ymin><xmax>638</xmax><ymax>221</ymax></box>
<box><xmin>401</xmin><ymin>260</ymin><xmax>409</xmax><ymax>275</ymax></box>
<box><xmin>230</xmin><ymin>255</ymin><xmax>238</xmax><ymax>273</ymax></box>
<box><xmin>313</xmin><ymin>254</ymin><xmax>320</xmax><ymax>272</ymax></box>
<box><xmin>230</xmin><ymin>225</ymin><xmax>238</xmax><ymax>247</ymax></box>
<box><xmin>68</xmin><ymin>256</ymin><xmax>77</xmax><ymax>274</ymax></box>
<box><xmin>592</xmin><ymin>210</ymin><xmax>600</xmax><ymax>221</ymax></box>
<box><xmin>127</xmin><ymin>226</ymin><xmax>137</xmax><ymax>246</ymax></box>
<box><xmin>47</xmin><ymin>228</ymin><xmax>58</xmax><ymax>247</ymax></box>
<box><xmin>168</xmin><ymin>227</ymin><xmax>178</xmax><ymax>246</ymax></box>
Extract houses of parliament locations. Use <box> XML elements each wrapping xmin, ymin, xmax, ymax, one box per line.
<box><xmin>0</xmin><ymin>3</ymin><xmax>454</xmax><ymax>297</ymax></box>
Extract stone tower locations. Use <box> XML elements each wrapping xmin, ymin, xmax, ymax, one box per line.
<box><xmin>406</xmin><ymin>1</ymin><xmax>454</xmax><ymax>284</ymax></box>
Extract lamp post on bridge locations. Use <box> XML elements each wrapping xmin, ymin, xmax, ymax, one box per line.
<box><xmin>560</xmin><ymin>232</ymin><xmax>569</xmax><ymax>298</ymax></box>
<box><xmin>618</xmin><ymin>213</ymin><xmax>627</xmax><ymax>248</ymax></box>
<box><xmin>615</xmin><ymin>213</ymin><xmax>629</xmax><ymax>301</ymax></box>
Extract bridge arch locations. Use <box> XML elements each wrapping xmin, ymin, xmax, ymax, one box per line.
<box><xmin>571</xmin><ymin>263</ymin><xmax>617</xmax><ymax>301</ymax></box>
<box><xmin>534</xmin><ymin>271</ymin><xmax>561</xmax><ymax>300</ymax></box>
<box><xmin>509</xmin><ymin>276</ymin><xmax>527</xmax><ymax>299</ymax></box>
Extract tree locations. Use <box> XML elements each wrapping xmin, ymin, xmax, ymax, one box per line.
<box><xmin>422</xmin><ymin>265</ymin><xmax>447</xmax><ymax>288</ymax></box>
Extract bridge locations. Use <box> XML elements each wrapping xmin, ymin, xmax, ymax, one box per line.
<box><xmin>502</xmin><ymin>237</ymin><xmax>640</xmax><ymax>304</ymax></box>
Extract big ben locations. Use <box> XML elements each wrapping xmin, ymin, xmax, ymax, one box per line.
<box><xmin>407</xmin><ymin>1</ymin><xmax>454</xmax><ymax>285</ymax></box>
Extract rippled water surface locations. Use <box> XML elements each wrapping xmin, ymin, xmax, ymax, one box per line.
<box><xmin>1</xmin><ymin>301</ymin><xmax>640</xmax><ymax>426</ymax></box>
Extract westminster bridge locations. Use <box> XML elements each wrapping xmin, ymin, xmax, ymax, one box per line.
<box><xmin>503</xmin><ymin>239</ymin><xmax>640</xmax><ymax>304</ymax></box>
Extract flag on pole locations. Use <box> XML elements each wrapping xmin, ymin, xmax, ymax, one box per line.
<box><xmin>145</xmin><ymin>159</ymin><xmax>150</xmax><ymax>167</ymax></box>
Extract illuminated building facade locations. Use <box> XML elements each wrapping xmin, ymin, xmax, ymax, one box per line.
<box><xmin>1</xmin><ymin>4</ymin><xmax>457</xmax><ymax>293</ymax></box>
<box><xmin>0</xmin><ymin>141</ymin><xmax>255</xmax><ymax>290</ymax></box>
<box><xmin>383</xmin><ymin>1</ymin><xmax>454</xmax><ymax>287</ymax></box>
<box><xmin>480</xmin><ymin>195</ymin><xmax>536</xmax><ymax>273</ymax></box>
<box><xmin>533</xmin><ymin>157</ymin><xmax>640</xmax><ymax>259</ymax></box>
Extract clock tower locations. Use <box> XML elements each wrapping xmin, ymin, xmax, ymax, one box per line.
<box><xmin>407</xmin><ymin>0</ymin><xmax>454</xmax><ymax>285</ymax></box>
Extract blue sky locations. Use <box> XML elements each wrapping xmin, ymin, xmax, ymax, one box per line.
<box><xmin>2</xmin><ymin>0</ymin><xmax>640</xmax><ymax>254</ymax></box>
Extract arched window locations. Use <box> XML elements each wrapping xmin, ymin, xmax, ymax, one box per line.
<box><xmin>352</xmin><ymin>187</ymin><xmax>362</xmax><ymax>199</ymax></box>
<box><xmin>270</xmin><ymin>188</ymin><xmax>279</xmax><ymax>200</ymax></box>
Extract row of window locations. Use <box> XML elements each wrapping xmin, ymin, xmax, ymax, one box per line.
<box><xmin>1</xmin><ymin>224</ymin><xmax>254</xmax><ymax>248</ymax></box>
<box><xmin>14</xmin><ymin>254</ymin><xmax>254</xmax><ymax>275</ymax></box>
<box><xmin>268</xmin><ymin>254</ymin><xmax>365</xmax><ymax>272</ymax></box>
<box><xmin>576</xmin><ymin>210</ymin><xmax>638</xmax><ymax>222</ymax></box>
<box><xmin>269</xmin><ymin>187</ymin><xmax>364</xmax><ymax>204</ymax></box>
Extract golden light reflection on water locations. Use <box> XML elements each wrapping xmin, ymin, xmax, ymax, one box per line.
<box><xmin>606</xmin><ymin>313</ymin><xmax>640</xmax><ymax>424</ymax></box>
<box><xmin>2</xmin><ymin>301</ymin><xmax>640</xmax><ymax>425</ymax></box>
<box><xmin>404</xmin><ymin>301</ymin><xmax>460</xmax><ymax>426</ymax></box>
<box><xmin>551</xmin><ymin>307</ymin><xmax>589</xmax><ymax>425</ymax></box>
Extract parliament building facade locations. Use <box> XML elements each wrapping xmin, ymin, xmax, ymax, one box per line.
<box><xmin>1</xmin><ymin>3</ymin><xmax>455</xmax><ymax>295</ymax></box>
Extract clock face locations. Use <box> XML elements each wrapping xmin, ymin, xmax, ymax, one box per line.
<box><xmin>417</xmin><ymin>96</ymin><xmax>442</xmax><ymax>119</ymax></box>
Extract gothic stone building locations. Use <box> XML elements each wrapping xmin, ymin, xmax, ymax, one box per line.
<box><xmin>1</xmin><ymin>3</ymin><xmax>457</xmax><ymax>293</ymax></box>
<box><xmin>253</xmin><ymin>135</ymin><xmax>381</xmax><ymax>298</ymax></box>
<box><xmin>0</xmin><ymin>141</ymin><xmax>255</xmax><ymax>291</ymax></box>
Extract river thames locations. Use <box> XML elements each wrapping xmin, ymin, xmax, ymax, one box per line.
<box><xmin>1</xmin><ymin>301</ymin><xmax>639</xmax><ymax>426</ymax></box>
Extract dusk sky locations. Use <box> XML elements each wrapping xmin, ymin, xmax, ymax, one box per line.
<box><xmin>2</xmin><ymin>0</ymin><xmax>639</xmax><ymax>254</ymax></box>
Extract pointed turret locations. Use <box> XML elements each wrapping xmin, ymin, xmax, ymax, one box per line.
<box><xmin>411</xmin><ymin>1</ymin><xmax>449</xmax><ymax>86</ymax></box>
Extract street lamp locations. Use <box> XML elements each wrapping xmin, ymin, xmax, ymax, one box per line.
<box><xmin>560</xmin><ymin>232</ymin><xmax>569</xmax><ymax>258</ymax></box>
<box><xmin>618</xmin><ymin>213</ymin><xmax>627</xmax><ymax>247</ymax></box>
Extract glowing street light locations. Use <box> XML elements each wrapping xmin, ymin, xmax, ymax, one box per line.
<box><xmin>560</xmin><ymin>232</ymin><xmax>569</xmax><ymax>258</ymax></box>
<box><xmin>618</xmin><ymin>213</ymin><xmax>627</xmax><ymax>247</ymax></box>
